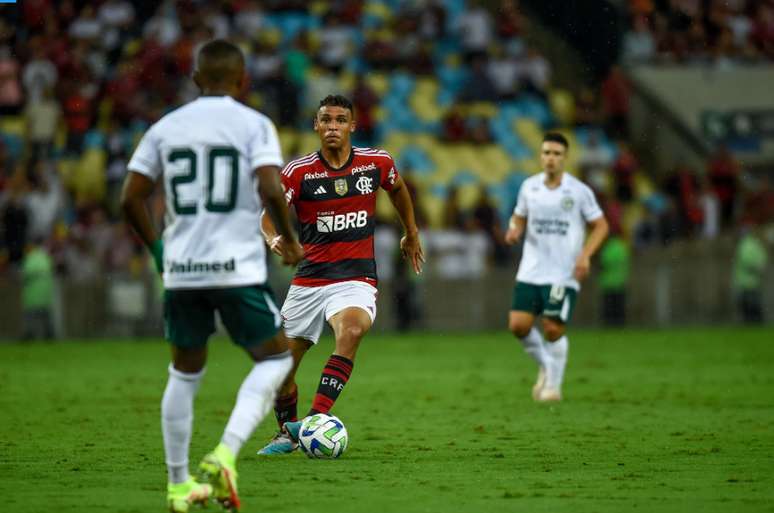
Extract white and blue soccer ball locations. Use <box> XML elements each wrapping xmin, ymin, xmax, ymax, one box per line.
<box><xmin>298</xmin><ymin>414</ymin><xmax>348</xmax><ymax>459</ymax></box>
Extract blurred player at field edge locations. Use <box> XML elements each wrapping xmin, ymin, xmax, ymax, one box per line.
<box><xmin>505</xmin><ymin>132</ymin><xmax>608</xmax><ymax>401</ymax></box>
<box><xmin>121</xmin><ymin>40</ymin><xmax>302</xmax><ymax>512</ymax></box>
<box><xmin>257</xmin><ymin>94</ymin><xmax>424</xmax><ymax>454</ymax></box>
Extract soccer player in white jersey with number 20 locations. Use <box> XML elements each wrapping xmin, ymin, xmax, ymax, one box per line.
<box><xmin>121</xmin><ymin>40</ymin><xmax>303</xmax><ymax>513</ymax></box>
<box><xmin>505</xmin><ymin>132</ymin><xmax>608</xmax><ymax>402</ymax></box>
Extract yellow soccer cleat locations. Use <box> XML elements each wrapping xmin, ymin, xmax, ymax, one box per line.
<box><xmin>167</xmin><ymin>478</ymin><xmax>212</xmax><ymax>513</ymax></box>
<box><xmin>199</xmin><ymin>443</ymin><xmax>240</xmax><ymax>512</ymax></box>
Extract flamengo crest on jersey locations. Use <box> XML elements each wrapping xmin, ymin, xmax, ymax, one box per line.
<box><xmin>127</xmin><ymin>96</ymin><xmax>283</xmax><ymax>289</ymax></box>
<box><xmin>514</xmin><ymin>172</ymin><xmax>603</xmax><ymax>291</ymax></box>
<box><xmin>280</xmin><ymin>147</ymin><xmax>400</xmax><ymax>287</ymax></box>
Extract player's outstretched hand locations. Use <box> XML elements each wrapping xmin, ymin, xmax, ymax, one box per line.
<box><xmin>400</xmin><ymin>233</ymin><xmax>425</xmax><ymax>275</ymax></box>
<box><xmin>504</xmin><ymin>228</ymin><xmax>520</xmax><ymax>245</ymax></box>
<box><xmin>268</xmin><ymin>235</ymin><xmax>284</xmax><ymax>256</ymax></box>
<box><xmin>281</xmin><ymin>240</ymin><xmax>304</xmax><ymax>266</ymax></box>
<box><xmin>574</xmin><ymin>254</ymin><xmax>591</xmax><ymax>281</ymax></box>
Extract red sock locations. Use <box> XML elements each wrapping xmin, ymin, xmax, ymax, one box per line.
<box><xmin>274</xmin><ymin>386</ymin><xmax>298</xmax><ymax>428</ymax></box>
<box><xmin>309</xmin><ymin>355</ymin><xmax>353</xmax><ymax>415</ymax></box>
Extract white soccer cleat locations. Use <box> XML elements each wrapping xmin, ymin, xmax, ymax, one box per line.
<box><xmin>535</xmin><ymin>386</ymin><xmax>562</xmax><ymax>402</ymax></box>
<box><xmin>531</xmin><ymin>367</ymin><xmax>546</xmax><ymax>400</ymax></box>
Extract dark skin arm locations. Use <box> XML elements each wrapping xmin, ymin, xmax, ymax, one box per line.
<box><xmin>387</xmin><ymin>175</ymin><xmax>424</xmax><ymax>275</ymax></box>
<box><xmin>120</xmin><ymin>171</ymin><xmax>158</xmax><ymax>247</ymax></box>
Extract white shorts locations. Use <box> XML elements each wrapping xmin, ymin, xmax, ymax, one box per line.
<box><xmin>280</xmin><ymin>281</ymin><xmax>378</xmax><ymax>344</ymax></box>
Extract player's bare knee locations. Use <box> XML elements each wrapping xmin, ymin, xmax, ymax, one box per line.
<box><xmin>543</xmin><ymin>324</ymin><xmax>565</xmax><ymax>342</ymax></box>
<box><xmin>340</xmin><ymin>324</ymin><xmax>366</xmax><ymax>345</ymax></box>
<box><xmin>509</xmin><ymin>320</ymin><xmax>531</xmax><ymax>339</ymax></box>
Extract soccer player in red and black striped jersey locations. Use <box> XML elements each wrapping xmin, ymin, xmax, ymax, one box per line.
<box><xmin>256</xmin><ymin>94</ymin><xmax>424</xmax><ymax>454</ymax></box>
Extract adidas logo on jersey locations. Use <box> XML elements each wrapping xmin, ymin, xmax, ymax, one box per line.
<box><xmin>314</xmin><ymin>185</ymin><xmax>327</xmax><ymax>195</ymax></box>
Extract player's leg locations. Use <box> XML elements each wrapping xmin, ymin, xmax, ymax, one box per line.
<box><xmin>306</xmin><ymin>306</ymin><xmax>371</xmax><ymax>415</ymax></box>
<box><xmin>509</xmin><ymin>282</ymin><xmax>550</xmax><ymax>398</ymax></box>
<box><xmin>200</xmin><ymin>285</ymin><xmax>293</xmax><ymax>509</ymax></box>
<box><xmin>161</xmin><ymin>289</ymin><xmax>215</xmax><ymax>512</ymax></box>
<box><xmin>538</xmin><ymin>318</ymin><xmax>567</xmax><ymax>401</ymax></box>
<box><xmin>255</xmin><ymin>284</ymin><xmax>326</xmax><ymax>454</ymax></box>
<box><xmin>272</xmin><ymin>337</ymin><xmax>313</xmax><ymax>428</ymax></box>
<box><xmin>256</xmin><ymin>337</ymin><xmax>313</xmax><ymax>455</ymax></box>
<box><xmin>538</xmin><ymin>285</ymin><xmax>578</xmax><ymax>402</ymax></box>
<box><xmin>306</xmin><ymin>281</ymin><xmax>377</xmax><ymax>416</ymax></box>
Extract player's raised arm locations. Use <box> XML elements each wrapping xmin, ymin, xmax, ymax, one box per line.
<box><xmin>574</xmin><ymin>215</ymin><xmax>609</xmax><ymax>281</ymax></box>
<box><xmin>386</xmin><ymin>175</ymin><xmax>424</xmax><ymax>274</ymax></box>
<box><xmin>257</xmin><ymin>165</ymin><xmax>303</xmax><ymax>266</ymax></box>
<box><xmin>505</xmin><ymin>214</ymin><xmax>526</xmax><ymax>245</ymax></box>
<box><xmin>120</xmin><ymin>171</ymin><xmax>163</xmax><ymax>273</ymax></box>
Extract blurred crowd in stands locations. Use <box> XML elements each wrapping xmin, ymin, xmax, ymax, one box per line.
<box><xmin>622</xmin><ymin>0</ymin><xmax>774</xmax><ymax>65</ymax></box>
<box><xmin>0</xmin><ymin>0</ymin><xmax>772</xmax><ymax>288</ymax></box>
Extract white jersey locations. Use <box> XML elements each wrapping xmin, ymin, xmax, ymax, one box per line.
<box><xmin>128</xmin><ymin>96</ymin><xmax>283</xmax><ymax>289</ymax></box>
<box><xmin>514</xmin><ymin>172</ymin><xmax>603</xmax><ymax>290</ymax></box>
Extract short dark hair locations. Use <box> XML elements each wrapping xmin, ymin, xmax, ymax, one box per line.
<box><xmin>198</xmin><ymin>39</ymin><xmax>244</xmax><ymax>66</ymax></box>
<box><xmin>318</xmin><ymin>94</ymin><xmax>354</xmax><ymax>115</ymax></box>
<box><xmin>196</xmin><ymin>39</ymin><xmax>244</xmax><ymax>82</ymax></box>
<box><xmin>543</xmin><ymin>132</ymin><xmax>569</xmax><ymax>150</ymax></box>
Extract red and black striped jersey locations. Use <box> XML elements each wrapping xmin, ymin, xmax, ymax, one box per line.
<box><xmin>280</xmin><ymin>146</ymin><xmax>400</xmax><ymax>287</ymax></box>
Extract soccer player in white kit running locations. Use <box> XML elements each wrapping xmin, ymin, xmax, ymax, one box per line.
<box><xmin>121</xmin><ymin>40</ymin><xmax>303</xmax><ymax>512</ymax></box>
<box><xmin>505</xmin><ymin>132</ymin><xmax>608</xmax><ymax>402</ymax></box>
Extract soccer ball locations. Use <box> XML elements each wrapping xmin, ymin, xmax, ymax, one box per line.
<box><xmin>298</xmin><ymin>414</ymin><xmax>348</xmax><ymax>459</ymax></box>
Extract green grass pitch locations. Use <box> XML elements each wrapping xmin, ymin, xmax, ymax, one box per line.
<box><xmin>1</xmin><ymin>328</ymin><xmax>773</xmax><ymax>512</ymax></box>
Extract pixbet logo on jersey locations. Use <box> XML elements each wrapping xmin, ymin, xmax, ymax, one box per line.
<box><xmin>317</xmin><ymin>210</ymin><xmax>368</xmax><ymax>233</ymax></box>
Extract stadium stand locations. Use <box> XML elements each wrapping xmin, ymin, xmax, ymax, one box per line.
<box><xmin>0</xmin><ymin>0</ymin><xmax>771</xmax><ymax>336</ymax></box>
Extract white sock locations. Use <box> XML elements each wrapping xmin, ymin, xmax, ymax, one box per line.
<box><xmin>221</xmin><ymin>352</ymin><xmax>293</xmax><ymax>457</ymax></box>
<box><xmin>544</xmin><ymin>336</ymin><xmax>568</xmax><ymax>390</ymax></box>
<box><xmin>161</xmin><ymin>364</ymin><xmax>205</xmax><ymax>484</ymax></box>
<box><xmin>519</xmin><ymin>327</ymin><xmax>549</xmax><ymax>369</ymax></box>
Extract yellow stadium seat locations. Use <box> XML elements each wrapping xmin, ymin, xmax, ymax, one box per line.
<box><xmin>421</xmin><ymin>194</ymin><xmax>445</xmax><ymax>228</ymax></box>
<box><xmin>309</xmin><ymin>1</ymin><xmax>329</xmax><ymax>17</ymax></box>
<box><xmin>57</xmin><ymin>158</ymin><xmax>78</xmax><ymax>189</ymax></box>
<box><xmin>259</xmin><ymin>28</ymin><xmax>281</xmax><ymax>47</ymax></box>
<box><xmin>475</xmin><ymin>146</ymin><xmax>511</xmax><ymax>184</ymax></box>
<box><xmin>411</xmin><ymin>133</ymin><xmax>438</xmax><ymax>150</ymax></box>
<box><xmin>381</xmin><ymin>132</ymin><xmax>410</xmax><ymax>155</ymax></box>
<box><xmin>517</xmin><ymin>158</ymin><xmax>540</xmax><ymax>173</ymax></box>
<box><xmin>376</xmin><ymin>189</ymin><xmax>394</xmax><ymax>220</ymax></box>
<box><xmin>365</xmin><ymin>73</ymin><xmax>390</xmax><ymax>97</ymax></box>
<box><xmin>457</xmin><ymin>183</ymin><xmax>481</xmax><ymax>210</ymax></box>
<box><xmin>466</xmin><ymin>102</ymin><xmax>498</xmax><ymax>118</ymax></box>
<box><xmin>0</xmin><ymin>116</ymin><xmax>24</xmax><ymax>137</ymax></box>
<box><xmin>622</xmin><ymin>202</ymin><xmax>645</xmax><ymax>239</ymax></box>
<box><xmin>74</xmin><ymin>148</ymin><xmax>107</xmax><ymax>206</ymax></box>
<box><xmin>364</xmin><ymin>2</ymin><xmax>392</xmax><ymax>20</ymax></box>
<box><xmin>338</xmin><ymin>71</ymin><xmax>356</xmax><ymax>93</ymax></box>
<box><xmin>278</xmin><ymin>128</ymin><xmax>298</xmax><ymax>158</ymax></box>
<box><xmin>634</xmin><ymin>172</ymin><xmax>654</xmax><ymax>197</ymax></box>
<box><xmin>514</xmin><ymin>119</ymin><xmax>542</xmax><ymax>152</ymax></box>
<box><xmin>297</xmin><ymin>132</ymin><xmax>320</xmax><ymax>155</ymax></box>
<box><xmin>548</xmin><ymin>88</ymin><xmax>576</xmax><ymax>127</ymax></box>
